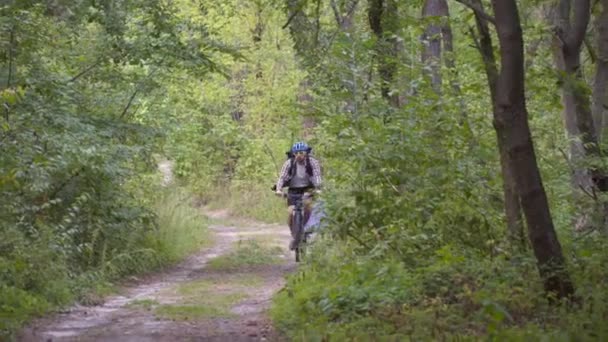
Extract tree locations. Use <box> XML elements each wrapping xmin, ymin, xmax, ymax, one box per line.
<box><xmin>421</xmin><ymin>0</ymin><xmax>448</xmax><ymax>93</ymax></box>
<box><xmin>491</xmin><ymin>0</ymin><xmax>574</xmax><ymax>299</ymax></box>
<box><xmin>593</xmin><ymin>0</ymin><xmax>608</xmax><ymax>142</ymax></box>
<box><xmin>368</xmin><ymin>0</ymin><xmax>400</xmax><ymax>105</ymax></box>
<box><xmin>553</xmin><ymin>0</ymin><xmax>593</xmax><ymax>188</ymax></box>
<box><xmin>554</xmin><ymin>0</ymin><xmax>608</xmax><ymax>231</ymax></box>
<box><xmin>464</xmin><ymin>0</ymin><xmax>525</xmax><ymax>248</ymax></box>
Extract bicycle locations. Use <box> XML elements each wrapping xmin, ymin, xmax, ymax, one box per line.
<box><xmin>287</xmin><ymin>192</ymin><xmax>313</xmax><ymax>262</ymax></box>
<box><xmin>272</xmin><ymin>185</ymin><xmax>314</xmax><ymax>262</ymax></box>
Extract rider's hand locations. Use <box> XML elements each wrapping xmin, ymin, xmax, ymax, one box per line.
<box><xmin>275</xmin><ymin>190</ymin><xmax>284</xmax><ymax>197</ymax></box>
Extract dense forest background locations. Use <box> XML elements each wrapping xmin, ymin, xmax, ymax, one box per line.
<box><xmin>1</xmin><ymin>0</ymin><xmax>608</xmax><ymax>339</ymax></box>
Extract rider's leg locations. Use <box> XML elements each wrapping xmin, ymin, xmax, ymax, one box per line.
<box><xmin>303</xmin><ymin>197</ymin><xmax>313</xmax><ymax>226</ymax></box>
<box><xmin>287</xmin><ymin>205</ymin><xmax>295</xmax><ymax>237</ymax></box>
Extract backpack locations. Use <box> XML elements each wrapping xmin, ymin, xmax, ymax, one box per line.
<box><xmin>285</xmin><ymin>149</ymin><xmax>314</xmax><ymax>183</ymax></box>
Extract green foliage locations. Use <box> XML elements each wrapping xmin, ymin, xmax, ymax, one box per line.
<box><xmin>267</xmin><ymin>0</ymin><xmax>608</xmax><ymax>340</ymax></box>
<box><xmin>0</xmin><ymin>185</ymin><xmax>210</xmax><ymax>338</ymax></box>
<box><xmin>145</xmin><ymin>188</ymin><xmax>212</xmax><ymax>264</ymax></box>
<box><xmin>272</xmin><ymin>237</ymin><xmax>608</xmax><ymax>340</ymax></box>
<box><xmin>2</xmin><ymin>0</ymin><xmax>608</xmax><ymax>340</ymax></box>
<box><xmin>163</xmin><ymin>0</ymin><xmax>305</xmax><ymax>222</ymax></box>
<box><xmin>0</xmin><ymin>1</ymin><xmax>220</xmax><ymax>336</ymax></box>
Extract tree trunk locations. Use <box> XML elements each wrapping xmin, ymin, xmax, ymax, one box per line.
<box><xmin>593</xmin><ymin>0</ymin><xmax>608</xmax><ymax>142</ymax></box>
<box><xmin>299</xmin><ymin>78</ymin><xmax>316</xmax><ymax>137</ymax></box>
<box><xmin>440</xmin><ymin>5</ymin><xmax>465</xmax><ymax>109</ymax></box>
<box><xmin>285</xmin><ymin>0</ymin><xmax>315</xmax><ymax>58</ymax></box>
<box><xmin>470</xmin><ymin>0</ymin><xmax>525</xmax><ymax>249</ymax></box>
<box><xmin>552</xmin><ymin>39</ymin><xmax>593</xmax><ymax>191</ymax></box>
<box><xmin>421</xmin><ymin>0</ymin><xmax>448</xmax><ymax>93</ymax></box>
<box><xmin>491</xmin><ymin>0</ymin><xmax>575</xmax><ymax>299</ymax></box>
<box><xmin>423</xmin><ymin>1</ymin><xmax>468</xmax><ymax>124</ymax></box>
<box><xmin>285</xmin><ymin>0</ymin><xmax>359</xmax><ymax>113</ymax></box>
<box><xmin>329</xmin><ymin>0</ymin><xmax>359</xmax><ymax>113</ymax></box>
<box><xmin>554</xmin><ymin>0</ymin><xmax>608</xmax><ymax>230</ymax></box>
<box><xmin>368</xmin><ymin>0</ymin><xmax>400</xmax><ymax>105</ymax></box>
<box><xmin>252</xmin><ymin>2</ymin><xmax>265</xmax><ymax>79</ymax></box>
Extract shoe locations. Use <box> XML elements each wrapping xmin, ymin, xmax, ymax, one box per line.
<box><xmin>289</xmin><ymin>239</ymin><xmax>297</xmax><ymax>251</ymax></box>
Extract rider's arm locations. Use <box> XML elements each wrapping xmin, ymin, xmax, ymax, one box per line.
<box><xmin>276</xmin><ymin>159</ymin><xmax>291</xmax><ymax>191</ymax></box>
<box><xmin>310</xmin><ymin>158</ymin><xmax>322</xmax><ymax>188</ymax></box>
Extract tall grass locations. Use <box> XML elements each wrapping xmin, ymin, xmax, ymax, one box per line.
<box><xmin>202</xmin><ymin>183</ymin><xmax>284</xmax><ymax>224</ymax></box>
<box><xmin>271</xmin><ymin>235</ymin><xmax>608</xmax><ymax>341</ymax></box>
<box><xmin>198</xmin><ymin>182</ymin><xmax>285</xmax><ymax>224</ymax></box>
<box><xmin>147</xmin><ymin>188</ymin><xmax>212</xmax><ymax>263</ymax></box>
<box><xmin>1</xmin><ymin>186</ymin><xmax>210</xmax><ymax>340</ymax></box>
<box><xmin>227</xmin><ymin>187</ymin><xmax>285</xmax><ymax>223</ymax></box>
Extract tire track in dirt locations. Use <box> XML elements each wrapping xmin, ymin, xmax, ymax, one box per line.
<box><xmin>19</xmin><ymin>212</ymin><xmax>295</xmax><ymax>341</ymax></box>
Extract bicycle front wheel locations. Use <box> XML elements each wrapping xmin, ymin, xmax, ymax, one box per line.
<box><xmin>293</xmin><ymin>210</ymin><xmax>304</xmax><ymax>262</ymax></box>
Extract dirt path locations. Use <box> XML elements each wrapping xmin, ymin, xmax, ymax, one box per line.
<box><xmin>19</xmin><ymin>211</ymin><xmax>295</xmax><ymax>341</ymax></box>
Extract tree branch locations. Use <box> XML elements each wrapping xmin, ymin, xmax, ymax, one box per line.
<box><xmin>346</xmin><ymin>230</ymin><xmax>373</xmax><ymax>250</ymax></box>
<box><xmin>119</xmin><ymin>87</ymin><xmax>140</xmax><ymax>119</ymax></box>
<box><xmin>314</xmin><ymin>0</ymin><xmax>322</xmax><ymax>44</ymax></box>
<box><xmin>454</xmin><ymin>0</ymin><xmax>496</xmax><ymax>26</ymax></box>
<box><xmin>329</xmin><ymin>0</ymin><xmax>360</xmax><ymax>28</ymax></box>
<box><xmin>584</xmin><ymin>34</ymin><xmax>597</xmax><ymax>63</ymax></box>
<box><xmin>68</xmin><ymin>57</ymin><xmax>105</xmax><ymax>83</ymax></box>
<box><xmin>330</xmin><ymin>0</ymin><xmax>343</xmax><ymax>26</ymax></box>
<box><xmin>525</xmin><ymin>37</ymin><xmax>546</xmax><ymax>70</ymax></box>
<box><xmin>282</xmin><ymin>8</ymin><xmax>300</xmax><ymax>29</ymax></box>
<box><xmin>283</xmin><ymin>0</ymin><xmax>317</xmax><ymax>31</ymax></box>
<box><xmin>346</xmin><ymin>0</ymin><xmax>360</xmax><ymax>17</ymax></box>
<box><xmin>470</xmin><ymin>0</ymin><xmax>498</xmax><ymax>100</ymax></box>
<box><xmin>567</xmin><ymin>0</ymin><xmax>591</xmax><ymax>50</ymax></box>
<box><xmin>7</xmin><ymin>27</ymin><xmax>15</xmax><ymax>89</ymax></box>
<box><xmin>48</xmin><ymin>166</ymin><xmax>86</xmax><ymax>201</ymax></box>
<box><xmin>119</xmin><ymin>66</ymin><xmax>162</xmax><ymax>119</ymax></box>
<box><xmin>468</xmin><ymin>25</ymin><xmax>482</xmax><ymax>51</ymax></box>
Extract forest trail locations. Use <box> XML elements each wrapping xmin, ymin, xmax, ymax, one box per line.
<box><xmin>19</xmin><ymin>209</ymin><xmax>295</xmax><ymax>341</ymax></box>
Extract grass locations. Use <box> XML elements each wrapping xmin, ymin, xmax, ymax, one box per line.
<box><xmin>228</xmin><ymin>189</ymin><xmax>285</xmax><ymax>223</ymax></box>
<box><xmin>205</xmin><ymin>215</ymin><xmax>250</xmax><ymax>228</ymax></box>
<box><xmin>126</xmin><ymin>299</ymin><xmax>160</xmax><ymax>310</ymax></box>
<box><xmin>245</xmin><ymin>233</ymin><xmax>287</xmax><ymax>249</ymax></box>
<box><xmin>149</xmin><ymin>188</ymin><xmax>213</xmax><ymax>263</ymax></box>
<box><xmin>207</xmin><ymin>239</ymin><xmax>284</xmax><ymax>271</ymax></box>
<box><xmin>77</xmin><ymin>281</ymin><xmax>116</xmax><ymax>306</ymax></box>
<box><xmin>155</xmin><ymin>294</ymin><xmax>245</xmax><ymax>320</ymax></box>
<box><xmin>0</xmin><ymin>185</ymin><xmax>212</xmax><ymax>340</ymax></box>
<box><xmin>177</xmin><ymin>274</ymin><xmax>264</xmax><ymax>296</ymax></box>
<box><xmin>154</xmin><ymin>274</ymin><xmax>261</xmax><ymax>320</ymax></box>
<box><xmin>270</xmin><ymin>237</ymin><xmax>608</xmax><ymax>341</ymax></box>
<box><xmin>155</xmin><ymin>305</ymin><xmax>224</xmax><ymax>320</ymax></box>
<box><xmin>203</xmin><ymin>184</ymin><xmax>285</xmax><ymax>224</ymax></box>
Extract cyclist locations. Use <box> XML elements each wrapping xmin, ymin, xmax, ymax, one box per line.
<box><xmin>275</xmin><ymin>141</ymin><xmax>322</xmax><ymax>250</ymax></box>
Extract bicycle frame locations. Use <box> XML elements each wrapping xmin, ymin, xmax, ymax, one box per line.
<box><xmin>287</xmin><ymin>192</ymin><xmax>311</xmax><ymax>262</ymax></box>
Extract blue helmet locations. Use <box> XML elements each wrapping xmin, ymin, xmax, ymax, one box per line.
<box><xmin>291</xmin><ymin>141</ymin><xmax>310</xmax><ymax>153</ymax></box>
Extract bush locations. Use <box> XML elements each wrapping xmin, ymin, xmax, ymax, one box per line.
<box><xmin>271</xmin><ymin>236</ymin><xmax>608</xmax><ymax>340</ymax></box>
<box><xmin>0</xmin><ymin>186</ymin><xmax>210</xmax><ymax>340</ymax></box>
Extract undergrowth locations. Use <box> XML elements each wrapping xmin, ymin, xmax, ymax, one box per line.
<box><xmin>0</xmin><ymin>186</ymin><xmax>210</xmax><ymax>340</ymax></box>
<box><xmin>226</xmin><ymin>186</ymin><xmax>285</xmax><ymax>224</ymax></box>
<box><xmin>271</xmin><ymin>235</ymin><xmax>608</xmax><ymax>341</ymax></box>
<box><xmin>202</xmin><ymin>184</ymin><xmax>285</xmax><ymax>224</ymax></box>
